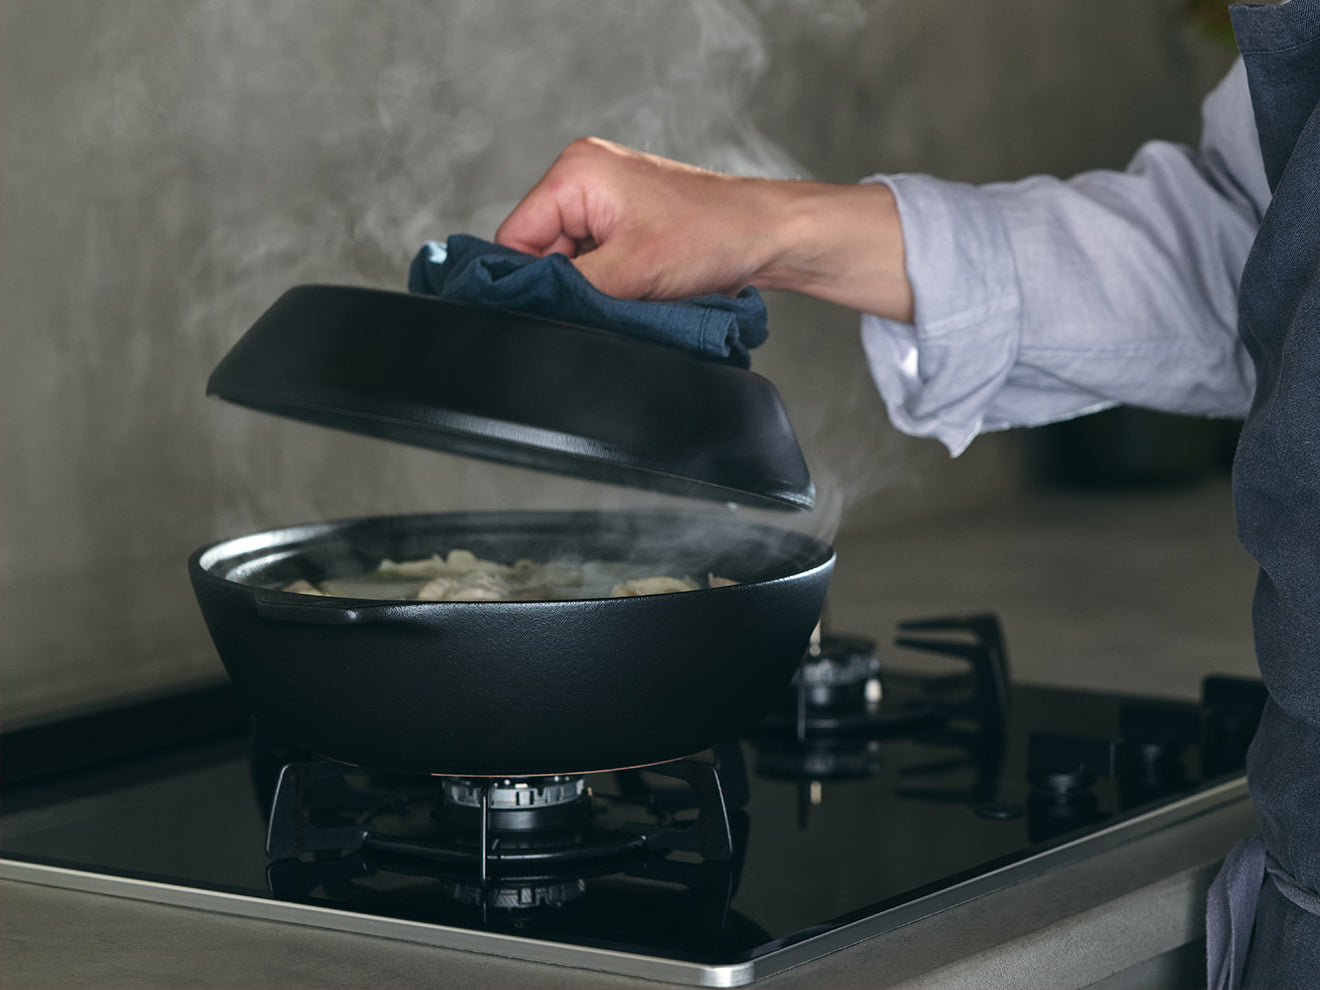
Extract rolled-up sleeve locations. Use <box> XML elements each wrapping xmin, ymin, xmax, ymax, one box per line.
<box><xmin>861</xmin><ymin>58</ymin><xmax>1269</xmax><ymax>456</ymax></box>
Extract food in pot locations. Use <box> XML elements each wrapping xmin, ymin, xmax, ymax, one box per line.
<box><xmin>282</xmin><ymin>548</ymin><xmax>733</xmax><ymax>601</ymax></box>
<box><xmin>609</xmin><ymin>576</ymin><xmax>700</xmax><ymax>597</ymax></box>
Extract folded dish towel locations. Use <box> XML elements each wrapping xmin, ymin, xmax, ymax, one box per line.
<box><xmin>408</xmin><ymin>235</ymin><xmax>768</xmax><ymax>367</ymax></box>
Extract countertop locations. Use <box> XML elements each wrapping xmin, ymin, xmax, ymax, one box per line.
<box><xmin>823</xmin><ymin>475</ymin><xmax>1259</xmax><ymax>700</ymax></box>
<box><xmin>2</xmin><ymin>478</ymin><xmax>1263</xmax><ymax>989</ymax></box>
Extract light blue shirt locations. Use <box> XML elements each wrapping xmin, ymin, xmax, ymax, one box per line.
<box><xmin>860</xmin><ymin>59</ymin><xmax>1272</xmax><ymax>455</ymax></box>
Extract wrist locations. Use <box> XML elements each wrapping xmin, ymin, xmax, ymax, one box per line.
<box><xmin>751</xmin><ymin>179</ymin><xmax>914</xmax><ymax>323</ymax></box>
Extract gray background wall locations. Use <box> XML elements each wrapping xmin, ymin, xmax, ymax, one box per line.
<box><xmin>0</xmin><ymin>0</ymin><xmax>1235</xmax><ymax>721</ymax></box>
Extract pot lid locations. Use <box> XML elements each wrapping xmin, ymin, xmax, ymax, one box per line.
<box><xmin>207</xmin><ymin>285</ymin><xmax>815</xmax><ymax>510</ymax></box>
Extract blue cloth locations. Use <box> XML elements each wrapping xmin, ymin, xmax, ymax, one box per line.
<box><xmin>408</xmin><ymin>235</ymin><xmax>768</xmax><ymax>368</ymax></box>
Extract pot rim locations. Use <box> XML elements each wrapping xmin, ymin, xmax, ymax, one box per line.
<box><xmin>189</xmin><ymin>508</ymin><xmax>836</xmax><ymax>606</ymax></box>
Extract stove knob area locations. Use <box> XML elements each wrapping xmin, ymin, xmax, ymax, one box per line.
<box><xmin>1023</xmin><ymin>732</ymin><xmax>1117</xmax><ymax>841</ymax></box>
<box><xmin>1026</xmin><ymin>732</ymin><xmax>1120</xmax><ymax>795</ymax></box>
<box><xmin>1116</xmin><ymin>698</ymin><xmax>1202</xmax><ymax>804</ymax></box>
<box><xmin>1200</xmin><ymin>674</ymin><xmax>1268</xmax><ymax>776</ymax></box>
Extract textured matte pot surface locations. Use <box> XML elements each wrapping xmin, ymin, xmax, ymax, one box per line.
<box><xmin>189</xmin><ymin>510</ymin><xmax>834</xmax><ymax>775</ymax></box>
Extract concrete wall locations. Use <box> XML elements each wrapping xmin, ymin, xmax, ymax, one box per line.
<box><xmin>0</xmin><ymin>0</ymin><xmax>1235</xmax><ymax>719</ymax></box>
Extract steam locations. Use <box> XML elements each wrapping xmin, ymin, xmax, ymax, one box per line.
<box><xmin>46</xmin><ymin>0</ymin><xmax>881</xmax><ymax>557</ymax></box>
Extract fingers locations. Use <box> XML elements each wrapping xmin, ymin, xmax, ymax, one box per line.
<box><xmin>494</xmin><ymin>196</ymin><xmax>580</xmax><ymax>259</ymax></box>
<box><xmin>495</xmin><ymin>138</ymin><xmax>614</xmax><ymax>258</ymax></box>
<box><xmin>493</xmin><ymin>137</ymin><xmax>757</xmax><ymax>301</ymax></box>
<box><xmin>494</xmin><ymin>155</ymin><xmax>639</xmax><ymax>295</ymax></box>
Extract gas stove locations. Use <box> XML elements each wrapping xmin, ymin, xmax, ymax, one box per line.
<box><xmin>0</xmin><ymin>615</ymin><xmax>1263</xmax><ymax>986</ymax></box>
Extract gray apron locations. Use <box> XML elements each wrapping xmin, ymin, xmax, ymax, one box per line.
<box><xmin>1207</xmin><ymin>1</ymin><xmax>1320</xmax><ymax>986</ymax></box>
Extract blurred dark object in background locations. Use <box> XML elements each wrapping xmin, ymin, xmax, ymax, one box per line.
<box><xmin>1029</xmin><ymin>0</ymin><xmax>1237</xmax><ymax>491</ymax></box>
<box><xmin>1028</xmin><ymin>409</ymin><xmax>1242</xmax><ymax>489</ymax></box>
<box><xmin>1183</xmin><ymin>0</ymin><xmax>1236</xmax><ymax>47</ymax></box>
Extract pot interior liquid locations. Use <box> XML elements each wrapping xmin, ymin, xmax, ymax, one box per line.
<box><xmin>284</xmin><ymin>547</ymin><xmax>734</xmax><ymax>602</ymax></box>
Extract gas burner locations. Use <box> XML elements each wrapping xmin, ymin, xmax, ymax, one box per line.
<box><xmin>758</xmin><ymin>615</ymin><xmax>1011</xmax><ymax>748</ymax></box>
<box><xmin>752</xmin><ymin>615</ymin><xmax>1015</xmax><ymax>826</ymax></box>
<box><xmin>799</xmin><ymin>634</ymin><xmax>884</xmax><ymax>708</ymax></box>
<box><xmin>759</xmin><ymin>634</ymin><xmax>938</xmax><ymax>741</ymax></box>
<box><xmin>263</xmin><ymin>743</ymin><xmax>750</xmax><ymax>901</ymax></box>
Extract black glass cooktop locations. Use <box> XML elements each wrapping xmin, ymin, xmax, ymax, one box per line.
<box><xmin>0</xmin><ymin>619</ymin><xmax>1263</xmax><ymax>982</ymax></box>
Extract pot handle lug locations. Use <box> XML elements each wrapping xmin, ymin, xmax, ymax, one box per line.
<box><xmin>253</xmin><ymin>593</ymin><xmax>405</xmax><ymax>625</ymax></box>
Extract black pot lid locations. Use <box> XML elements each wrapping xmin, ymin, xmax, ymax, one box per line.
<box><xmin>207</xmin><ymin>285</ymin><xmax>815</xmax><ymax>510</ymax></box>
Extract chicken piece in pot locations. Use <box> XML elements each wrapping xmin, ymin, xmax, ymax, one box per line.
<box><xmin>610</xmin><ymin>576</ymin><xmax>701</xmax><ymax>597</ymax></box>
<box><xmin>418</xmin><ymin>571</ymin><xmax>511</xmax><ymax>601</ymax></box>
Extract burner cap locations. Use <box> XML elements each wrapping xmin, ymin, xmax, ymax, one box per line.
<box><xmin>441</xmin><ymin>776</ymin><xmax>586</xmax><ymax>810</ymax></box>
<box><xmin>435</xmin><ymin>775</ymin><xmax>595</xmax><ymax>832</ymax></box>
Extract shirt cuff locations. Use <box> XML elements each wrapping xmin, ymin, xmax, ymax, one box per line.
<box><xmin>859</xmin><ymin>174</ymin><xmax>1023</xmax><ymax>456</ymax></box>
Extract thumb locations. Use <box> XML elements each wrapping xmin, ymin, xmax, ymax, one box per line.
<box><xmin>571</xmin><ymin>243</ymin><xmax>650</xmax><ymax>301</ymax></box>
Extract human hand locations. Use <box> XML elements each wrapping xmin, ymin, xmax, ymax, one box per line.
<box><xmin>495</xmin><ymin>137</ymin><xmax>773</xmax><ymax>301</ymax></box>
<box><xmin>495</xmin><ymin>137</ymin><xmax>914</xmax><ymax>321</ymax></box>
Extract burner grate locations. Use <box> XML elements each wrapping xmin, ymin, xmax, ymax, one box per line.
<box><xmin>263</xmin><ymin>743</ymin><xmax>750</xmax><ymax>893</ymax></box>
